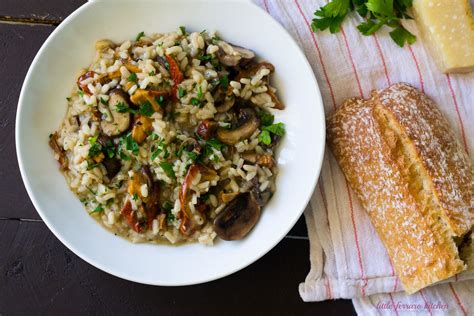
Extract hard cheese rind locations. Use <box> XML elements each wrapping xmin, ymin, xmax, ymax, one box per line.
<box><xmin>413</xmin><ymin>0</ymin><xmax>474</xmax><ymax>73</ymax></box>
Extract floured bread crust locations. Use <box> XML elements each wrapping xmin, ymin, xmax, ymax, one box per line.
<box><xmin>327</xmin><ymin>83</ymin><xmax>473</xmax><ymax>294</ymax></box>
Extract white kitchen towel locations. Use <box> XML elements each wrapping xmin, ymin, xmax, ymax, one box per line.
<box><xmin>254</xmin><ymin>0</ymin><xmax>474</xmax><ymax>315</ymax></box>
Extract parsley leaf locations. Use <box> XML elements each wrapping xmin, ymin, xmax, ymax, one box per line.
<box><xmin>166</xmin><ymin>211</ymin><xmax>175</xmax><ymax>224</ymax></box>
<box><xmin>389</xmin><ymin>25</ymin><xmax>416</xmax><ymax>47</ymax></box>
<box><xmin>259</xmin><ymin>111</ymin><xmax>274</xmax><ymax>127</ymax></box>
<box><xmin>99</xmin><ymin>97</ymin><xmax>108</xmax><ymax>105</ymax></box>
<box><xmin>357</xmin><ymin>19</ymin><xmax>384</xmax><ymax>35</ymax></box>
<box><xmin>190</xmin><ymin>98</ymin><xmax>200</xmax><ymax>106</ymax></box>
<box><xmin>178</xmin><ymin>86</ymin><xmax>186</xmax><ymax>98</ymax></box>
<box><xmin>89</xmin><ymin>205</ymin><xmax>104</xmax><ymax>214</ymax></box>
<box><xmin>159</xmin><ymin>161</ymin><xmax>175</xmax><ymax>179</ymax></box>
<box><xmin>115</xmin><ymin>102</ymin><xmax>137</xmax><ymax>114</ymax></box>
<box><xmin>136</xmin><ymin>31</ymin><xmax>145</xmax><ymax>41</ymax></box>
<box><xmin>311</xmin><ymin>0</ymin><xmax>416</xmax><ymax>46</ymax></box>
<box><xmin>128</xmin><ymin>72</ymin><xmax>138</xmax><ymax>83</ymax></box>
<box><xmin>155</xmin><ymin>95</ymin><xmax>165</xmax><ymax>107</ymax></box>
<box><xmin>366</xmin><ymin>0</ymin><xmax>394</xmax><ymax>16</ymax></box>
<box><xmin>258</xmin><ymin>122</ymin><xmax>285</xmax><ymax>145</ymax></box>
<box><xmin>139</xmin><ymin>101</ymin><xmax>154</xmax><ymax>117</ymax></box>
<box><xmin>197</xmin><ymin>85</ymin><xmax>203</xmax><ymax>99</ymax></box>
<box><xmin>88</xmin><ymin>136</ymin><xmax>102</xmax><ymax>158</ymax></box>
<box><xmin>123</xmin><ymin>133</ymin><xmax>139</xmax><ymax>156</ymax></box>
<box><xmin>258</xmin><ymin>130</ymin><xmax>272</xmax><ymax>145</ymax></box>
<box><xmin>220</xmin><ymin>75</ymin><xmax>229</xmax><ymax>89</ymax></box>
<box><xmin>265</xmin><ymin>122</ymin><xmax>285</xmax><ymax>136</ymax></box>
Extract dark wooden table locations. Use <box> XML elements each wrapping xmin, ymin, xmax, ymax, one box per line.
<box><xmin>0</xmin><ymin>1</ymin><xmax>355</xmax><ymax>314</ymax></box>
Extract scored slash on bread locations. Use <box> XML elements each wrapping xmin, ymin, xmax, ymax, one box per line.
<box><xmin>327</xmin><ymin>83</ymin><xmax>473</xmax><ymax>294</ymax></box>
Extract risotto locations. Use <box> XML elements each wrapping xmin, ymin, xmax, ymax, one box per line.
<box><xmin>49</xmin><ymin>27</ymin><xmax>285</xmax><ymax>245</ymax></box>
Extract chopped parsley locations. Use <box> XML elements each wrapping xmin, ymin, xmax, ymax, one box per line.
<box><xmin>66</xmin><ymin>97</ymin><xmax>72</xmax><ymax>102</ymax></box>
<box><xmin>155</xmin><ymin>95</ymin><xmax>165</xmax><ymax>107</ymax></box>
<box><xmin>178</xmin><ymin>86</ymin><xmax>186</xmax><ymax>98</ymax></box>
<box><xmin>220</xmin><ymin>75</ymin><xmax>229</xmax><ymax>89</ymax></box>
<box><xmin>89</xmin><ymin>205</ymin><xmax>104</xmax><ymax>215</ymax></box>
<box><xmin>139</xmin><ymin>100</ymin><xmax>154</xmax><ymax>117</ymax></box>
<box><xmin>88</xmin><ymin>136</ymin><xmax>102</xmax><ymax>158</ymax></box>
<box><xmin>199</xmin><ymin>54</ymin><xmax>213</xmax><ymax>62</ymax></box>
<box><xmin>77</xmin><ymin>90</ymin><xmax>85</xmax><ymax>97</ymax></box>
<box><xmin>115</xmin><ymin>102</ymin><xmax>137</xmax><ymax>114</ymax></box>
<box><xmin>258</xmin><ymin>122</ymin><xmax>285</xmax><ymax>145</ymax></box>
<box><xmin>211</xmin><ymin>35</ymin><xmax>221</xmax><ymax>45</ymax></box>
<box><xmin>151</xmin><ymin>138</ymin><xmax>167</xmax><ymax>161</ymax></box>
<box><xmin>179</xmin><ymin>26</ymin><xmax>186</xmax><ymax>35</ymax></box>
<box><xmin>128</xmin><ymin>72</ymin><xmax>138</xmax><ymax>83</ymax></box>
<box><xmin>125</xmin><ymin>133</ymin><xmax>139</xmax><ymax>156</ymax></box>
<box><xmin>259</xmin><ymin>110</ymin><xmax>274</xmax><ymax>127</ymax></box>
<box><xmin>163</xmin><ymin>201</ymin><xmax>174</xmax><ymax>212</ymax></box>
<box><xmin>103</xmin><ymin>139</ymin><xmax>116</xmax><ymax>158</ymax></box>
<box><xmin>159</xmin><ymin>161</ymin><xmax>175</xmax><ymax>179</ymax></box>
<box><xmin>148</xmin><ymin>70</ymin><xmax>156</xmax><ymax>76</ymax></box>
<box><xmin>197</xmin><ymin>85</ymin><xmax>203</xmax><ymax>99</ymax></box>
<box><xmin>190</xmin><ymin>97</ymin><xmax>200</xmax><ymax>106</ymax></box>
<box><xmin>132</xmin><ymin>193</ymin><xmax>139</xmax><ymax>201</ymax></box>
<box><xmin>136</xmin><ymin>31</ymin><xmax>145</xmax><ymax>41</ymax></box>
<box><xmin>99</xmin><ymin>97</ymin><xmax>108</xmax><ymax>105</ymax></box>
<box><xmin>166</xmin><ymin>212</ymin><xmax>175</xmax><ymax>224</ymax></box>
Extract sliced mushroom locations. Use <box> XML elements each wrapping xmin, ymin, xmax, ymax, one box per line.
<box><xmin>49</xmin><ymin>132</ymin><xmax>68</xmax><ymax>170</ymax></box>
<box><xmin>216</xmin><ymin>41</ymin><xmax>256</xmax><ymax>67</ymax></box>
<box><xmin>214</xmin><ymin>192</ymin><xmax>262</xmax><ymax>240</ymax></box>
<box><xmin>242</xmin><ymin>152</ymin><xmax>275</xmax><ymax>169</ymax></box>
<box><xmin>216</xmin><ymin>108</ymin><xmax>260</xmax><ymax>145</ymax></box>
<box><xmin>213</xmin><ymin>85</ymin><xmax>235</xmax><ymax>113</ymax></box>
<box><xmin>100</xmin><ymin>89</ymin><xmax>131</xmax><ymax>136</ymax></box>
<box><xmin>216</xmin><ymin>97</ymin><xmax>235</xmax><ymax>113</ymax></box>
<box><xmin>235</xmin><ymin>62</ymin><xmax>275</xmax><ymax>82</ymax></box>
<box><xmin>97</xmin><ymin>135</ymin><xmax>121</xmax><ymax>179</ymax></box>
<box><xmin>131</xmin><ymin>115</ymin><xmax>153</xmax><ymax>144</ymax></box>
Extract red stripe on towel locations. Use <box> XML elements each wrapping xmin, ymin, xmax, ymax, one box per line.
<box><xmin>419</xmin><ymin>290</ymin><xmax>433</xmax><ymax>316</ymax></box>
<box><xmin>373</xmin><ymin>34</ymin><xmax>391</xmax><ymax>86</ymax></box>
<box><xmin>340</xmin><ymin>27</ymin><xmax>364</xmax><ymax>98</ymax></box>
<box><xmin>449</xmin><ymin>283</ymin><xmax>468</xmax><ymax>316</ymax></box>
<box><xmin>389</xmin><ymin>293</ymin><xmax>400</xmax><ymax>316</ymax></box>
<box><xmin>407</xmin><ymin>45</ymin><xmax>425</xmax><ymax>92</ymax></box>
<box><xmin>293</xmin><ymin>0</ymin><xmax>337</xmax><ymax>109</ymax></box>
<box><xmin>446</xmin><ymin>74</ymin><xmax>469</xmax><ymax>155</ymax></box>
<box><xmin>346</xmin><ymin>181</ymin><xmax>366</xmax><ymax>296</ymax></box>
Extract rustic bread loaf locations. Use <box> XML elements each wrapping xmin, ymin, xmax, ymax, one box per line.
<box><xmin>327</xmin><ymin>83</ymin><xmax>473</xmax><ymax>294</ymax></box>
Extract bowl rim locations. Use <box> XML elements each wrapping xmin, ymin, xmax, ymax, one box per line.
<box><xmin>15</xmin><ymin>0</ymin><xmax>326</xmax><ymax>286</ymax></box>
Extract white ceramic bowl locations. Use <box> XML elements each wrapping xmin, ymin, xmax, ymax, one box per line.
<box><xmin>16</xmin><ymin>0</ymin><xmax>325</xmax><ymax>285</ymax></box>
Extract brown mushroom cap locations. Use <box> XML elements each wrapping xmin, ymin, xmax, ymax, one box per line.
<box><xmin>213</xmin><ymin>192</ymin><xmax>262</xmax><ymax>240</ymax></box>
<box><xmin>216</xmin><ymin>41</ymin><xmax>255</xmax><ymax>67</ymax></box>
<box><xmin>100</xmin><ymin>89</ymin><xmax>131</xmax><ymax>136</ymax></box>
<box><xmin>216</xmin><ymin>108</ymin><xmax>260</xmax><ymax>145</ymax></box>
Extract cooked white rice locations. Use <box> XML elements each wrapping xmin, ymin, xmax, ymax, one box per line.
<box><xmin>49</xmin><ymin>27</ymin><xmax>285</xmax><ymax>245</ymax></box>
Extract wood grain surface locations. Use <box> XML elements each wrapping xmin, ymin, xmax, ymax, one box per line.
<box><xmin>0</xmin><ymin>1</ymin><xmax>355</xmax><ymax>314</ymax></box>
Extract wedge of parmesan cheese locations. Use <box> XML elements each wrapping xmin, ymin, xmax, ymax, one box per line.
<box><xmin>413</xmin><ymin>0</ymin><xmax>474</xmax><ymax>73</ymax></box>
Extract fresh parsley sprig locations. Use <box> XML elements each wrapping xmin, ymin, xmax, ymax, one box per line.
<box><xmin>311</xmin><ymin>0</ymin><xmax>416</xmax><ymax>47</ymax></box>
